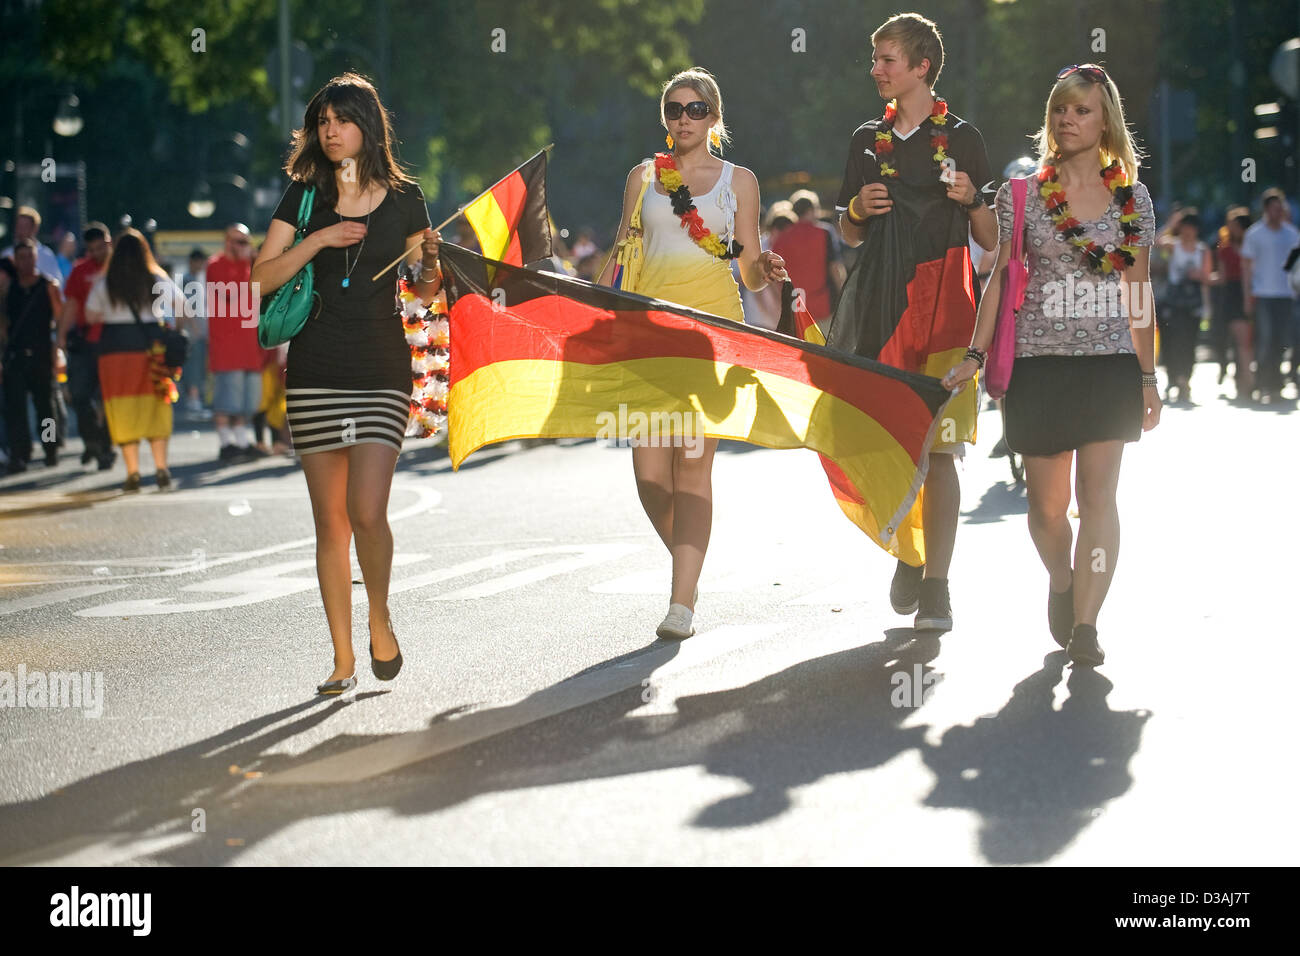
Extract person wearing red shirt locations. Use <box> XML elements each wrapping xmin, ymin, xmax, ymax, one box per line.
<box><xmin>57</xmin><ymin>222</ymin><xmax>116</xmax><ymax>469</ymax></box>
<box><xmin>206</xmin><ymin>224</ymin><xmax>266</xmax><ymax>461</ymax></box>
<box><xmin>771</xmin><ymin>190</ymin><xmax>845</xmax><ymax>325</ymax></box>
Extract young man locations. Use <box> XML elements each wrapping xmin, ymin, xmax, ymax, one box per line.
<box><xmin>1241</xmin><ymin>188</ymin><xmax>1300</xmax><ymax>402</ymax></box>
<box><xmin>3</xmin><ymin>239</ymin><xmax>64</xmax><ymax>472</ymax></box>
<box><xmin>829</xmin><ymin>12</ymin><xmax>996</xmax><ymax>632</ymax></box>
<box><xmin>58</xmin><ymin>222</ymin><xmax>116</xmax><ymax>469</ymax></box>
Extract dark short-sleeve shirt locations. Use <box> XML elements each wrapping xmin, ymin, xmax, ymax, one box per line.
<box><xmin>836</xmin><ymin>109</ymin><xmax>995</xmax><ymax>211</ymax></box>
<box><xmin>271</xmin><ymin>178</ymin><xmax>431</xmax><ymax>390</ymax></box>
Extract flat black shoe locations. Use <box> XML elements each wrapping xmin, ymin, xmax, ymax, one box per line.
<box><xmin>914</xmin><ymin>578</ymin><xmax>953</xmax><ymax>632</ymax></box>
<box><xmin>156</xmin><ymin>468</ymin><xmax>172</xmax><ymax>492</ymax></box>
<box><xmin>97</xmin><ymin>451</ymin><xmax>116</xmax><ymax>471</ymax></box>
<box><xmin>81</xmin><ymin>450</ymin><xmax>95</xmax><ymax>465</ymax></box>
<box><xmin>122</xmin><ymin>472</ymin><xmax>141</xmax><ymax>493</ymax></box>
<box><xmin>1048</xmin><ymin>576</ymin><xmax>1074</xmax><ymax>648</ymax></box>
<box><xmin>1067</xmin><ymin>624</ymin><xmax>1105</xmax><ymax>667</ymax></box>
<box><xmin>890</xmin><ymin>559</ymin><xmax>924</xmax><ymax>615</ymax></box>
<box><xmin>369</xmin><ymin>624</ymin><xmax>403</xmax><ymax>681</ymax></box>
<box><xmin>316</xmin><ymin>673</ymin><xmax>357</xmax><ymax>695</ymax></box>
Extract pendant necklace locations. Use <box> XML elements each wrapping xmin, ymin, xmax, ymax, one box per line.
<box><xmin>340</xmin><ymin>184</ymin><xmax>373</xmax><ymax>289</ymax></box>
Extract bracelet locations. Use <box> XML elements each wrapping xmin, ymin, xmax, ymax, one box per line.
<box><xmin>846</xmin><ymin>197</ymin><xmax>868</xmax><ymax>225</ymax></box>
<box><xmin>964</xmin><ymin>346</ymin><xmax>987</xmax><ymax>369</ymax></box>
<box><xmin>1141</xmin><ymin>372</ymin><xmax>1158</xmax><ymax>388</ymax></box>
<box><xmin>415</xmin><ymin>259</ymin><xmax>440</xmax><ymax>283</ymax></box>
<box><xmin>962</xmin><ymin>196</ymin><xmax>985</xmax><ymax>211</ymax></box>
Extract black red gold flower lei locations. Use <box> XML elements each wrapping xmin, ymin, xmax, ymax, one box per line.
<box><xmin>653</xmin><ymin>152</ymin><xmax>743</xmax><ymax>260</ymax></box>
<box><xmin>1038</xmin><ymin>159</ymin><xmax>1140</xmax><ymax>274</ymax></box>
<box><xmin>874</xmin><ymin>96</ymin><xmax>949</xmax><ymax>180</ymax></box>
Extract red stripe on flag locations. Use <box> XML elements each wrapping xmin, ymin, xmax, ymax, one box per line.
<box><xmin>878</xmin><ymin>246</ymin><xmax>975</xmax><ymax>371</ymax></box>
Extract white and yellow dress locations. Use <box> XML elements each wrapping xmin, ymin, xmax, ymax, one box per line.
<box><xmin>634</xmin><ymin>160</ymin><xmax>745</xmax><ymax>323</ymax></box>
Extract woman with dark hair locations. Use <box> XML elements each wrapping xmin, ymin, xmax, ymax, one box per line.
<box><xmin>1158</xmin><ymin>208</ymin><xmax>1210</xmax><ymax>404</ymax></box>
<box><xmin>252</xmin><ymin>72</ymin><xmax>441</xmax><ymax>695</ymax></box>
<box><xmin>1210</xmin><ymin>207</ymin><xmax>1253</xmax><ymax>400</ymax></box>
<box><xmin>945</xmin><ymin>65</ymin><xmax>1159</xmax><ymax>666</ymax></box>
<box><xmin>597</xmin><ymin>67</ymin><xmax>787</xmax><ymax>640</ymax></box>
<box><xmin>84</xmin><ymin>228</ymin><xmax>187</xmax><ymax>491</ymax></box>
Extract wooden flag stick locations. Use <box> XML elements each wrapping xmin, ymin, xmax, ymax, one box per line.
<box><xmin>370</xmin><ymin>144</ymin><xmax>554</xmax><ymax>282</ymax></box>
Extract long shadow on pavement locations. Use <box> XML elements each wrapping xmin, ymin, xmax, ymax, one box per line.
<box><xmin>0</xmin><ymin>630</ymin><xmax>1148</xmax><ymax>865</ymax></box>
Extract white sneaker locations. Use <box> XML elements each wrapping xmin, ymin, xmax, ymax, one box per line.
<box><xmin>656</xmin><ymin>603</ymin><xmax>695</xmax><ymax>640</ymax></box>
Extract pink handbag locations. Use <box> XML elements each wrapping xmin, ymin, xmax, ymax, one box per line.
<box><xmin>985</xmin><ymin>177</ymin><xmax>1030</xmax><ymax>399</ymax></box>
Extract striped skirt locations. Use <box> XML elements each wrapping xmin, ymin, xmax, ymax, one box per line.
<box><xmin>284</xmin><ymin>387</ymin><xmax>409</xmax><ymax>456</ymax></box>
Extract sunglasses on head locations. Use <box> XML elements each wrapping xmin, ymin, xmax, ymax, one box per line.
<box><xmin>1058</xmin><ymin>63</ymin><xmax>1110</xmax><ymax>84</ymax></box>
<box><xmin>664</xmin><ymin>100</ymin><xmax>711</xmax><ymax>121</ymax></box>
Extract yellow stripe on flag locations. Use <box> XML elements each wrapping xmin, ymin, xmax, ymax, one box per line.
<box><xmin>450</xmin><ymin>356</ymin><xmax>927</xmax><ymax>556</ymax></box>
<box><xmin>464</xmin><ymin>192</ymin><xmax>511</xmax><ymax>263</ymax></box>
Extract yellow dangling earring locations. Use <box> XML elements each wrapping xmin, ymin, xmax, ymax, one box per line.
<box><xmin>665</xmin><ymin>133</ymin><xmax>674</xmax><ymax>150</ymax></box>
<box><xmin>709</xmin><ymin>127</ymin><xmax>722</xmax><ymax>150</ymax></box>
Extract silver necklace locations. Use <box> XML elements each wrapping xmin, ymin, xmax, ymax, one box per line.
<box><xmin>340</xmin><ymin>184</ymin><xmax>373</xmax><ymax>289</ymax></box>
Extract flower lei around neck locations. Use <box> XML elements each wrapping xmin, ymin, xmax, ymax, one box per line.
<box><xmin>1038</xmin><ymin>159</ymin><xmax>1140</xmax><ymax>274</ymax></box>
<box><xmin>874</xmin><ymin>96</ymin><xmax>948</xmax><ymax>180</ymax></box>
<box><xmin>653</xmin><ymin>153</ymin><xmax>743</xmax><ymax>260</ymax></box>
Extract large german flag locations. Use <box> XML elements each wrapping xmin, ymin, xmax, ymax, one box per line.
<box><xmin>825</xmin><ymin>181</ymin><xmax>982</xmax><ymax>561</ymax></box>
<box><xmin>441</xmin><ymin>242</ymin><xmax>953</xmax><ymax>563</ymax></box>
<box><xmin>463</xmin><ymin>150</ymin><xmax>552</xmax><ymax>267</ymax></box>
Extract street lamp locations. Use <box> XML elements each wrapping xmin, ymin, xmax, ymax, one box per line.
<box><xmin>52</xmin><ymin>94</ymin><xmax>83</xmax><ymax>137</ymax></box>
<box><xmin>187</xmin><ymin>180</ymin><xmax>215</xmax><ymax>220</ymax></box>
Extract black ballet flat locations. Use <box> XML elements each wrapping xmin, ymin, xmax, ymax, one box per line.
<box><xmin>369</xmin><ymin>624</ymin><xmax>403</xmax><ymax>681</ymax></box>
<box><xmin>316</xmin><ymin>673</ymin><xmax>357</xmax><ymax>695</ymax></box>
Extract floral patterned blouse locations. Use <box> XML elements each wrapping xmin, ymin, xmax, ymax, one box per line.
<box><xmin>995</xmin><ymin>178</ymin><xmax>1155</xmax><ymax>358</ymax></box>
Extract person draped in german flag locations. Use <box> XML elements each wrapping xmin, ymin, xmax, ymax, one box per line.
<box><xmin>832</xmin><ymin>13</ymin><xmax>996</xmax><ymax>634</ymax></box>
<box><xmin>596</xmin><ymin>67</ymin><xmax>788</xmax><ymax>641</ymax></box>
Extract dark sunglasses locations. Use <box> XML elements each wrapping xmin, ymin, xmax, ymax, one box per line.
<box><xmin>664</xmin><ymin>101</ymin><xmax>711</xmax><ymax>121</ymax></box>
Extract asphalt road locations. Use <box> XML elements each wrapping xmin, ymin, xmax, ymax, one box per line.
<box><xmin>1</xmin><ymin>363</ymin><xmax>1296</xmax><ymax>865</ymax></box>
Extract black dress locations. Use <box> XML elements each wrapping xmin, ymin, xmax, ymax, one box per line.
<box><xmin>270</xmin><ymin>179</ymin><xmax>432</xmax><ymax>455</ymax></box>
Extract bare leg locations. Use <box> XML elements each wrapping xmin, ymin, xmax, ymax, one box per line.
<box><xmin>148</xmin><ymin>437</ymin><xmax>168</xmax><ymax>471</ymax></box>
<box><xmin>301</xmin><ymin>449</ymin><xmax>355</xmax><ymax>680</ymax></box>
<box><xmin>1073</xmin><ymin>440</ymin><xmax>1125</xmax><ymax>627</ymax></box>
<box><xmin>921</xmin><ymin>452</ymin><xmax>959</xmax><ymax>579</ymax></box>
<box><xmin>1024</xmin><ymin>451</ymin><xmax>1075</xmax><ymax>591</ymax></box>
<box><xmin>120</xmin><ymin>441</ymin><xmax>140</xmax><ymax>475</ymax></box>
<box><xmin>1229</xmin><ymin>319</ymin><xmax>1254</xmax><ymax>396</ymax></box>
<box><xmin>632</xmin><ymin>444</ymin><xmax>676</xmax><ymax>550</ymax></box>
<box><xmin>667</xmin><ymin>438</ymin><xmax>718</xmax><ymax>609</ymax></box>
<box><xmin>346</xmin><ymin>441</ymin><xmax>402</xmax><ymax>660</ymax></box>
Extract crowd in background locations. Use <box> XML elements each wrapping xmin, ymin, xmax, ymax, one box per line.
<box><xmin>3</xmin><ymin>178</ymin><xmax>1299</xmax><ymax>489</ymax></box>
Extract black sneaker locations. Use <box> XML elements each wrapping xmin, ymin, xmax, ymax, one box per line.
<box><xmin>1067</xmin><ymin>624</ymin><xmax>1105</xmax><ymax>667</ymax></box>
<box><xmin>914</xmin><ymin>578</ymin><xmax>953</xmax><ymax>632</ymax></box>
<box><xmin>890</xmin><ymin>559</ymin><xmax>924</xmax><ymax>614</ymax></box>
<box><xmin>1048</xmin><ymin>577</ymin><xmax>1074</xmax><ymax>648</ymax></box>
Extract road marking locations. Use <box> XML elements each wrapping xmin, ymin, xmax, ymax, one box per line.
<box><xmin>76</xmin><ymin>554</ymin><xmax>429</xmax><ymax>617</ymax></box>
<box><xmin>262</xmin><ymin>623</ymin><xmax>780</xmax><ymax>785</ymax></box>
<box><xmin>0</xmin><ymin>483</ymin><xmax>441</xmax><ymax>588</ymax></box>
<box><xmin>0</xmin><ymin>584</ymin><xmax>127</xmax><ymax>616</ymax></box>
<box><xmin>432</xmin><ymin>544</ymin><xmax>642</xmax><ymax>600</ymax></box>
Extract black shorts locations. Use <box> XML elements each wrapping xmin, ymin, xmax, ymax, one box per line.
<box><xmin>1002</xmin><ymin>354</ymin><xmax>1143</xmax><ymax>457</ymax></box>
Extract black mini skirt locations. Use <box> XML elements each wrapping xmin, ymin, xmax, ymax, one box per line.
<box><xmin>1002</xmin><ymin>354</ymin><xmax>1144</xmax><ymax>457</ymax></box>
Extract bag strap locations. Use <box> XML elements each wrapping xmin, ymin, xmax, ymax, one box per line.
<box><xmin>296</xmin><ymin>186</ymin><xmax>315</xmax><ymax>237</ymax></box>
<box><xmin>1009</xmin><ymin>177</ymin><xmax>1028</xmax><ymax>261</ymax></box>
<box><xmin>628</xmin><ymin>163</ymin><xmax>652</xmax><ymax>232</ymax></box>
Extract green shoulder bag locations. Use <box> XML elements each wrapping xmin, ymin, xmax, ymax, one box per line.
<box><xmin>258</xmin><ymin>185</ymin><xmax>319</xmax><ymax>348</ymax></box>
